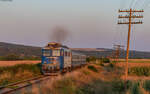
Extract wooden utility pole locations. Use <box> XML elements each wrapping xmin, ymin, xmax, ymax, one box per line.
<box><xmin>118</xmin><ymin>8</ymin><xmax>144</xmax><ymax>85</ymax></box>
<box><xmin>113</xmin><ymin>44</ymin><xmax>124</xmax><ymax>63</ymax></box>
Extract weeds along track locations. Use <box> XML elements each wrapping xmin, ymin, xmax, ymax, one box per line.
<box><xmin>0</xmin><ymin>75</ymin><xmax>51</xmax><ymax>94</ymax></box>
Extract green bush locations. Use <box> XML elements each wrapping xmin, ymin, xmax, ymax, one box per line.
<box><xmin>143</xmin><ymin>80</ymin><xmax>150</xmax><ymax>93</ymax></box>
<box><xmin>0</xmin><ymin>63</ymin><xmax>41</xmax><ymax>74</ymax></box>
<box><xmin>0</xmin><ymin>54</ymin><xmax>21</xmax><ymax>61</ymax></box>
<box><xmin>109</xmin><ymin>63</ymin><xmax>115</xmax><ymax>68</ymax></box>
<box><xmin>86</xmin><ymin>56</ymin><xmax>97</xmax><ymax>62</ymax></box>
<box><xmin>100</xmin><ymin>63</ymin><xmax>104</xmax><ymax>66</ymax></box>
<box><xmin>0</xmin><ymin>54</ymin><xmax>41</xmax><ymax>61</ymax></box>
<box><xmin>130</xmin><ymin>82</ymin><xmax>143</xmax><ymax>94</ymax></box>
<box><xmin>101</xmin><ymin>58</ymin><xmax>110</xmax><ymax>63</ymax></box>
<box><xmin>112</xmin><ymin>80</ymin><xmax>125</xmax><ymax>93</ymax></box>
<box><xmin>23</xmin><ymin>56</ymin><xmax>41</xmax><ymax>60</ymax></box>
<box><xmin>129</xmin><ymin>67</ymin><xmax>150</xmax><ymax>76</ymax></box>
<box><xmin>55</xmin><ymin>77</ymin><xmax>76</xmax><ymax>94</ymax></box>
<box><xmin>87</xmin><ymin>65</ymin><xmax>98</xmax><ymax>72</ymax></box>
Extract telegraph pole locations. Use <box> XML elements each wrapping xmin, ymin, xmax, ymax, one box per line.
<box><xmin>118</xmin><ymin>8</ymin><xmax>144</xmax><ymax>86</ymax></box>
<box><xmin>113</xmin><ymin>44</ymin><xmax>124</xmax><ymax>63</ymax></box>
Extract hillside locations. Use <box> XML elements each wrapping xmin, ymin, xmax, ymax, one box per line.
<box><xmin>0</xmin><ymin>42</ymin><xmax>150</xmax><ymax>59</ymax></box>
<box><xmin>0</xmin><ymin>42</ymin><xmax>41</xmax><ymax>57</ymax></box>
<box><xmin>71</xmin><ymin>48</ymin><xmax>150</xmax><ymax>59</ymax></box>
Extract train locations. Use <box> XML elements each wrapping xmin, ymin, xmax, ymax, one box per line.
<box><xmin>41</xmin><ymin>42</ymin><xmax>87</xmax><ymax>75</ymax></box>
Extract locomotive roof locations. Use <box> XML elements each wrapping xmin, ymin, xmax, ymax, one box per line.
<box><xmin>43</xmin><ymin>42</ymin><xmax>69</xmax><ymax>49</ymax></box>
<box><xmin>72</xmin><ymin>51</ymin><xmax>86</xmax><ymax>56</ymax></box>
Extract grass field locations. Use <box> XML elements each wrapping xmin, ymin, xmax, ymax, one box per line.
<box><xmin>0</xmin><ymin>63</ymin><xmax>41</xmax><ymax>86</ymax></box>
<box><xmin>0</xmin><ymin>60</ymin><xmax>40</xmax><ymax>67</ymax></box>
<box><xmin>19</xmin><ymin>63</ymin><xmax>150</xmax><ymax>94</ymax></box>
<box><xmin>1</xmin><ymin>59</ymin><xmax>150</xmax><ymax>94</ymax></box>
<box><xmin>114</xmin><ymin>59</ymin><xmax>150</xmax><ymax>68</ymax></box>
<box><xmin>116</xmin><ymin>59</ymin><xmax>150</xmax><ymax>63</ymax></box>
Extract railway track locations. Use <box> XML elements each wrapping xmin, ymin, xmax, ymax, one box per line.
<box><xmin>0</xmin><ymin>75</ymin><xmax>51</xmax><ymax>94</ymax></box>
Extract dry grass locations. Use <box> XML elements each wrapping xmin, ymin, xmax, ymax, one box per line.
<box><xmin>115</xmin><ymin>59</ymin><xmax>150</xmax><ymax>68</ymax></box>
<box><xmin>25</xmin><ymin>65</ymin><xmax>104</xmax><ymax>94</ymax></box>
<box><xmin>0</xmin><ymin>64</ymin><xmax>41</xmax><ymax>86</ymax></box>
<box><xmin>0</xmin><ymin>71</ymin><xmax>12</xmax><ymax>81</ymax></box>
<box><xmin>14</xmin><ymin>61</ymin><xmax>150</xmax><ymax>94</ymax></box>
<box><xmin>117</xmin><ymin>63</ymin><xmax>150</xmax><ymax>68</ymax></box>
<box><xmin>26</xmin><ymin>64</ymin><xmax>124</xmax><ymax>94</ymax></box>
<box><xmin>0</xmin><ymin>60</ymin><xmax>40</xmax><ymax>67</ymax></box>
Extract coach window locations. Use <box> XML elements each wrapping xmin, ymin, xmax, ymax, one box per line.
<box><xmin>43</xmin><ymin>50</ymin><xmax>50</xmax><ymax>56</ymax></box>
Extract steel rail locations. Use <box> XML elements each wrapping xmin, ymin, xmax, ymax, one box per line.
<box><xmin>0</xmin><ymin>75</ymin><xmax>51</xmax><ymax>94</ymax></box>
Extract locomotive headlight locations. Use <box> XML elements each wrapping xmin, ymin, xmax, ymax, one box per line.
<box><xmin>42</xmin><ymin>65</ymin><xmax>46</xmax><ymax>69</ymax></box>
<box><xmin>44</xmin><ymin>61</ymin><xmax>47</xmax><ymax>64</ymax></box>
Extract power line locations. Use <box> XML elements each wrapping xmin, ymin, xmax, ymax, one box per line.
<box><xmin>129</xmin><ymin>0</ymin><xmax>136</xmax><ymax>8</ymax></box>
<box><xmin>142</xmin><ymin>0</ymin><xmax>150</xmax><ymax>10</ymax></box>
<box><xmin>133</xmin><ymin>0</ymin><xmax>141</xmax><ymax>9</ymax></box>
<box><xmin>120</xmin><ymin>0</ymin><xmax>127</xmax><ymax>9</ymax></box>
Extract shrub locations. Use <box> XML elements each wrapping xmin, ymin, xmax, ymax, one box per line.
<box><xmin>0</xmin><ymin>54</ymin><xmax>41</xmax><ymax>61</ymax></box>
<box><xmin>0</xmin><ymin>54</ymin><xmax>21</xmax><ymax>61</ymax></box>
<box><xmin>100</xmin><ymin>63</ymin><xmax>104</xmax><ymax>66</ymax></box>
<box><xmin>55</xmin><ymin>77</ymin><xmax>76</xmax><ymax>94</ymax></box>
<box><xmin>0</xmin><ymin>63</ymin><xmax>41</xmax><ymax>86</ymax></box>
<box><xmin>112</xmin><ymin>80</ymin><xmax>125</xmax><ymax>93</ymax></box>
<box><xmin>130</xmin><ymin>82</ymin><xmax>143</xmax><ymax>94</ymax></box>
<box><xmin>101</xmin><ymin>58</ymin><xmax>110</xmax><ymax>63</ymax></box>
<box><xmin>86</xmin><ymin>56</ymin><xmax>97</xmax><ymax>62</ymax></box>
<box><xmin>82</xmin><ymin>70</ymin><xmax>90</xmax><ymax>75</ymax></box>
<box><xmin>87</xmin><ymin>65</ymin><xmax>98</xmax><ymax>72</ymax></box>
<box><xmin>143</xmin><ymin>80</ymin><xmax>150</xmax><ymax>93</ymax></box>
<box><xmin>109</xmin><ymin>63</ymin><xmax>115</xmax><ymax>68</ymax></box>
<box><xmin>129</xmin><ymin>67</ymin><xmax>150</xmax><ymax>76</ymax></box>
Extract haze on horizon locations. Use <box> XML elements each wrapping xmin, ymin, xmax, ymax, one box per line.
<box><xmin>0</xmin><ymin>0</ymin><xmax>150</xmax><ymax>51</ymax></box>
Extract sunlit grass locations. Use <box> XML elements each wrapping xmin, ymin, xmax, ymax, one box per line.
<box><xmin>0</xmin><ymin>63</ymin><xmax>41</xmax><ymax>86</ymax></box>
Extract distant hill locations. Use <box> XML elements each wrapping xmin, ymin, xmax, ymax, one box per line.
<box><xmin>71</xmin><ymin>48</ymin><xmax>150</xmax><ymax>59</ymax></box>
<box><xmin>0</xmin><ymin>42</ymin><xmax>41</xmax><ymax>57</ymax></box>
<box><xmin>0</xmin><ymin>42</ymin><xmax>150</xmax><ymax>59</ymax></box>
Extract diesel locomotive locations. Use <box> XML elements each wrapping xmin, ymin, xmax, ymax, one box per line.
<box><xmin>41</xmin><ymin>42</ymin><xmax>86</xmax><ymax>75</ymax></box>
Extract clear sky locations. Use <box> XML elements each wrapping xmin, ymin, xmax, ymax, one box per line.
<box><xmin>0</xmin><ymin>0</ymin><xmax>150</xmax><ymax>51</ymax></box>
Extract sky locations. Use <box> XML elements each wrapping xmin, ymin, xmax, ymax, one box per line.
<box><xmin>0</xmin><ymin>0</ymin><xmax>150</xmax><ymax>51</ymax></box>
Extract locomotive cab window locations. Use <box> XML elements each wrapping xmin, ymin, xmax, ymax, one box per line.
<box><xmin>43</xmin><ymin>50</ymin><xmax>51</xmax><ymax>56</ymax></box>
<box><xmin>52</xmin><ymin>49</ymin><xmax>60</xmax><ymax>56</ymax></box>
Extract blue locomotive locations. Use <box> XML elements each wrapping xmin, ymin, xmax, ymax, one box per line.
<box><xmin>41</xmin><ymin>42</ymin><xmax>86</xmax><ymax>75</ymax></box>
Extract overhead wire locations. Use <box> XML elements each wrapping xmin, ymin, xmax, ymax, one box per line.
<box><xmin>142</xmin><ymin>0</ymin><xmax>150</xmax><ymax>10</ymax></box>
<box><xmin>129</xmin><ymin>0</ymin><xmax>136</xmax><ymax>8</ymax></box>
<box><xmin>133</xmin><ymin>0</ymin><xmax>141</xmax><ymax>9</ymax></box>
<box><xmin>112</xmin><ymin>0</ymin><xmax>126</xmax><ymax>46</ymax></box>
<box><xmin>118</xmin><ymin>0</ymin><xmax>149</xmax><ymax>58</ymax></box>
<box><xmin>120</xmin><ymin>0</ymin><xmax>128</xmax><ymax>9</ymax></box>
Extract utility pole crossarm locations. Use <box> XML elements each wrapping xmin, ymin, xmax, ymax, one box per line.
<box><xmin>118</xmin><ymin>21</ymin><xmax>143</xmax><ymax>24</ymax></box>
<box><xmin>118</xmin><ymin>15</ymin><xmax>143</xmax><ymax>18</ymax></box>
<box><xmin>119</xmin><ymin>9</ymin><xmax>144</xmax><ymax>12</ymax></box>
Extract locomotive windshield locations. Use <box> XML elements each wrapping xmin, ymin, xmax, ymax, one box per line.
<box><xmin>42</xmin><ymin>49</ymin><xmax>61</xmax><ymax>57</ymax></box>
<box><xmin>52</xmin><ymin>49</ymin><xmax>61</xmax><ymax>56</ymax></box>
<box><xmin>43</xmin><ymin>49</ymin><xmax>51</xmax><ymax>57</ymax></box>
